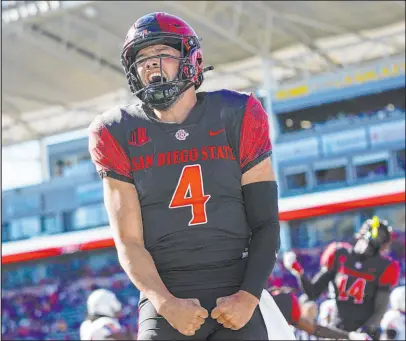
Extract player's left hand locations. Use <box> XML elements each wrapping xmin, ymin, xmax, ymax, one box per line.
<box><xmin>211</xmin><ymin>290</ymin><xmax>259</xmax><ymax>330</ymax></box>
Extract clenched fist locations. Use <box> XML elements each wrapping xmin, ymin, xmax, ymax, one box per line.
<box><xmin>211</xmin><ymin>290</ymin><xmax>259</xmax><ymax>330</ymax></box>
<box><xmin>158</xmin><ymin>297</ymin><xmax>209</xmax><ymax>336</ymax></box>
<box><xmin>283</xmin><ymin>251</ymin><xmax>304</xmax><ymax>276</ymax></box>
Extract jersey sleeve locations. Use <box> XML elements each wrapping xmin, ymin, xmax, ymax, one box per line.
<box><xmin>290</xmin><ymin>293</ymin><xmax>301</xmax><ymax>325</ymax></box>
<box><xmin>379</xmin><ymin>261</ymin><xmax>400</xmax><ymax>289</ymax></box>
<box><xmin>320</xmin><ymin>242</ymin><xmax>338</xmax><ymax>270</ymax></box>
<box><xmin>88</xmin><ymin>116</ymin><xmax>133</xmax><ymax>184</ymax></box>
<box><xmin>239</xmin><ymin>94</ymin><xmax>272</xmax><ymax>173</ymax></box>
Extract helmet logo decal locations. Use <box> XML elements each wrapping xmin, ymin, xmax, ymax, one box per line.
<box><xmin>140</xmin><ymin>29</ymin><xmax>149</xmax><ymax>39</ymax></box>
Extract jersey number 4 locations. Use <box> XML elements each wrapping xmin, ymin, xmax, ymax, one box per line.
<box><xmin>169</xmin><ymin>164</ymin><xmax>211</xmax><ymax>226</ymax></box>
<box><xmin>337</xmin><ymin>275</ymin><xmax>366</xmax><ymax>304</ymax></box>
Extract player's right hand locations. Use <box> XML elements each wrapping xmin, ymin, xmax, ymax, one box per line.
<box><xmin>158</xmin><ymin>297</ymin><xmax>209</xmax><ymax>336</ymax></box>
<box><xmin>283</xmin><ymin>251</ymin><xmax>304</xmax><ymax>276</ymax></box>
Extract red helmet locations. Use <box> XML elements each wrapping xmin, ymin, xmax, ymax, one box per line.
<box><xmin>121</xmin><ymin>12</ymin><xmax>213</xmax><ymax>110</ymax></box>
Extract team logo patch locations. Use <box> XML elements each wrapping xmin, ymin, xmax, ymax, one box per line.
<box><xmin>129</xmin><ymin>128</ymin><xmax>151</xmax><ymax>147</ymax></box>
<box><xmin>175</xmin><ymin>129</ymin><xmax>189</xmax><ymax>141</ymax></box>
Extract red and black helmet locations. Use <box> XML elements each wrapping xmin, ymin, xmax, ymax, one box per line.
<box><xmin>121</xmin><ymin>12</ymin><xmax>213</xmax><ymax>110</ymax></box>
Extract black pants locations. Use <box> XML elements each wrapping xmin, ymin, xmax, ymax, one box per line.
<box><xmin>137</xmin><ymin>287</ymin><xmax>268</xmax><ymax>340</ymax></box>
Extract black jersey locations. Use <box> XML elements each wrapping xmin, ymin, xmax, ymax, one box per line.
<box><xmin>89</xmin><ymin>90</ymin><xmax>272</xmax><ymax>294</ymax></box>
<box><xmin>320</xmin><ymin>242</ymin><xmax>400</xmax><ymax>331</ymax></box>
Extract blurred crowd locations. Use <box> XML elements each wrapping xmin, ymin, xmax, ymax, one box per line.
<box><xmin>312</xmin><ymin>105</ymin><xmax>404</xmax><ymax>132</ymax></box>
<box><xmin>2</xmin><ymin>240</ymin><xmax>404</xmax><ymax>340</ymax></box>
<box><xmin>2</xmin><ymin>260</ymin><xmax>139</xmax><ymax>340</ymax></box>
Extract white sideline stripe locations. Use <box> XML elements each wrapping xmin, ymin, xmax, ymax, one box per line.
<box><xmin>278</xmin><ymin>178</ymin><xmax>405</xmax><ymax>212</ymax></box>
<box><xmin>2</xmin><ymin>178</ymin><xmax>404</xmax><ymax>257</ymax></box>
<box><xmin>2</xmin><ymin>226</ymin><xmax>112</xmax><ymax>256</ymax></box>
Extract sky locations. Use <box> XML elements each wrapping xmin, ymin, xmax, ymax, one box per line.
<box><xmin>2</xmin><ymin>128</ymin><xmax>88</xmax><ymax>191</ymax></box>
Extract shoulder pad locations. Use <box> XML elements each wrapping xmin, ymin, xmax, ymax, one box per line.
<box><xmin>379</xmin><ymin>261</ymin><xmax>400</xmax><ymax>288</ymax></box>
<box><xmin>89</xmin><ymin>103</ymin><xmax>147</xmax><ymax>130</ymax></box>
<box><xmin>79</xmin><ymin>320</ymin><xmax>92</xmax><ymax>340</ymax></box>
<box><xmin>204</xmin><ymin>89</ymin><xmax>250</xmax><ymax>110</ymax></box>
<box><xmin>320</xmin><ymin>242</ymin><xmax>351</xmax><ymax>269</ymax></box>
<box><xmin>91</xmin><ymin>317</ymin><xmax>122</xmax><ymax>340</ymax></box>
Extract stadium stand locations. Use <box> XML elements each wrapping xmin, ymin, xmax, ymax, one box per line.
<box><xmin>2</xmin><ymin>1</ymin><xmax>405</xmax><ymax>340</ymax></box>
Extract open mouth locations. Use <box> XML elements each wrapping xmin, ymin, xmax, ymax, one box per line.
<box><xmin>146</xmin><ymin>72</ymin><xmax>168</xmax><ymax>85</ymax></box>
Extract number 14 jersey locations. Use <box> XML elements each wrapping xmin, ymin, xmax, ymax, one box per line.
<box><xmin>320</xmin><ymin>242</ymin><xmax>399</xmax><ymax>331</ymax></box>
<box><xmin>88</xmin><ymin>90</ymin><xmax>272</xmax><ymax>294</ymax></box>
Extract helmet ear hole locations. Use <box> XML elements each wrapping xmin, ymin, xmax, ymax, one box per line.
<box><xmin>188</xmin><ymin>65</ymin><xmax>196</xmax><ymax>77</ymax></box>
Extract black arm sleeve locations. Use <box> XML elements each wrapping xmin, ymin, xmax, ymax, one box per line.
<box><xmin>240</xmin><ymin>181</ymin><xmax>280</xmax><ymax>299</ymax></box>
<box><xmin>299</xmin><ymin>268</ymin><xmax>336</xmax><ymax>300</ymax></box>
<box><xmin>362</xmin><ymin>289</ymin><xmax>391</xmax><ymax>339</ymax></box>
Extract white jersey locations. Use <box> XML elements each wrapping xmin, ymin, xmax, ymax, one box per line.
<box><xmin>380</xmin><ymin>310</ymin><xmax>405</xmax><ymax>341</ymax></box>
<box><xmin>318</xmin><ymin>299</ymin><xmax>337</xmax><ymax>327</ymax></box>
<box><xmin>79</xmin><ymin>317</ymin><xmax>122</xmax><ymax>340</ymax></box>
<box><xmin>259</xmin><ymin>290</ymin><xmax>296</xmax><ymax>340</ymax></box>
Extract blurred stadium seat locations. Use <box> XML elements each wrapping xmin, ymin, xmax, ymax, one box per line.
<box><xmin>2</xmin><ymin>1</ymin><xmax>405</xmax><ymax>340</ymax></box>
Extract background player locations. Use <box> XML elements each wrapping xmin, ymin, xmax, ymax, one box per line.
<box><xmin>283</xmin><ymin>216</ymin><xmax>400</xmax><ymax>340</ymax></box>
<box><xmin>270</xmin><ymin>287</ymin><xmax>372</xmax><ymax>340</ymax></box>
<box><xmin>380</xmin><ymin>286</ymin><xmax>405</xmax><ymax>340</ymax></box>
<box><xmin>80</xmin><ymin>289</ymin><xmax>133</xmax><ymax>340</ymax></box>
<box><xmin>89</xmin><ymin>11</ymin><xmax>283</xmax><ymax>340</ymax></box>
<box><xmin>317</xmin><ymin>282</ymin><xmax>337</xmax><ymax>328</ymax></box>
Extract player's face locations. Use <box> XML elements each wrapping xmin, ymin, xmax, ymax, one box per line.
<box><xmin>135</xmin><ymin>44</ymin><xmax>181</xmax><ymax>86</ymax></box>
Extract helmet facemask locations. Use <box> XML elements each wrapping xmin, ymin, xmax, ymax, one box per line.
<box><xmin>121</xmin><ymin>35</ymin><xmax>202</xmax><ymax>110</ymax></box>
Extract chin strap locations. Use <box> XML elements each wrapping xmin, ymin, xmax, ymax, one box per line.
<box><xmin>135</xmin><ymin>64</ymin><xmax>214</xmax><ymax>110</ymax></box>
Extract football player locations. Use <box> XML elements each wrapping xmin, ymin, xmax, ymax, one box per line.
<box><xmin>380</xmin><ymin>286</ymin><xmax>405</xmax><ymax>340</ymax></box>
<box><xmin>317</xmin><ymin>282</ymin><xmax>338</xmax><ymax>328</ymax></box>
<box><xmin>283</xmin><ymin>216</ymin><xmax>400</xmax><ymax>340</ymax></box>
<box><xmin>79</xmin><ymin>289</ymin><xmax>132</xmax><ymax>340</ymax></box>
<box><xmin>89</xmin><ymin>11</ymin><xmax>282</xmax><ymax>340</ymax></box>
<box><xmin>270</xmin><ymin>287</ymin><xmax>372</xmax><ymax>340</ymax></box>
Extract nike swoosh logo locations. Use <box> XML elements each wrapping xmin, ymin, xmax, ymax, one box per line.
<box><xmin>209</xmin><ymin>129</ymin><xmax>225</xmax><ymax>136</ymax></box>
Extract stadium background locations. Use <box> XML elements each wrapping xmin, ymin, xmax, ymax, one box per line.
<box><xmin>1</xmin><ymin>1</ymin><xmax>405</xmax><ymax>340</ymax></box>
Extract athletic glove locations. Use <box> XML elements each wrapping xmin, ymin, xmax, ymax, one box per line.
<box><xmin>283</xmin><ymin>251</ymin><xmax>304</xmax><ymax>276</ymax></box>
